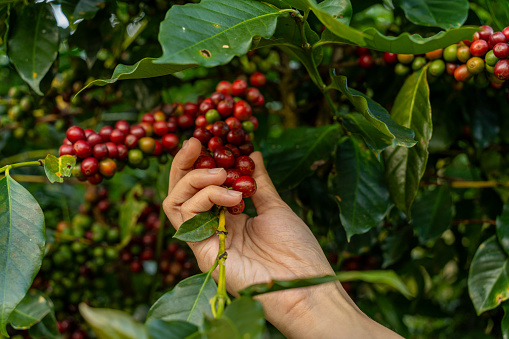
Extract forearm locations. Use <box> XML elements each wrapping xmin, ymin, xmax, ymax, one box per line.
<box><xmin>264</xmin><ymin>282</ymin><xmax>403</xmax><ymax>339</ymax></box>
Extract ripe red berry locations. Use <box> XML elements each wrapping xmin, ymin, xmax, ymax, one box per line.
<box><xmin>81</xmin><ymin>157</ymin><xmax>99</xmax><ymax>176</ymax></box>
<box><xmin>177</xmin><ymin>113</ymin><xmax>194</xmax><ymax>129</ymax></box>
<box><xmin>214</xmin><ymin>146</ymin><xmax>235</xmax><ymax>169</ymax></box>
<box><xmin>232</xmin><ymin>79</ymin><xmax>248</xmax><ymax>96</ymax></box>
<box><xmin>99</xmin><ymin>126</ymin><xmax>113</xmax><ymax>141</ymax></box>
<box><xmin>59</xmin><ymin>144</ymin><xmax>74</xmax><ymax>156</ymax></box>
<box><xmin>225</xmin><ymin>144</ymin><xmax>240</xmax><ymax>158</ymax></box>
<box><xmin>479</xmin><ymin>25</ymin><xmax>494</xmax><ymax>41</ymax></box>
<box><xmin>125</xmin><ymin>134</ymin><xmax>139</xmax><ymax>149</ymax></box>
<box><xmin>195</xmin><ymin>115</ymin><xmax>208</xmax><ymax>128</ymax></box>
<box><xmin>235</xmin><ymin>155</ymin><xmax>255</xmax><ymax>176</ymax></box>
<box><xmin>454</xmin><ymin>64</ymin><xmax>472</xmax><ymax>82</ymax></box>
<box><xmin>358</xmin><ymin>54</ymin><xmax>374</xmax><ymax>69</ymax></box>
<box><xmin>117</xmin><ymin>144</ymin><xmax>128</xmax><ymax>161</ymax></box>
<box><xmin>84</xmin><ymin>128</ymin><xmax>95</xmax><ymax>138</ymax></box>
<box><xmin>66</xmin><ymin>126</ymin><xmax>86</xmax><ymax>143</ymax></box>
<box><xmin>246</xmin><ymin>87</ymin><xmax>261</xmax><ymax>104</ymax></box>
<box><xmin>210</xmin><ymin>92</ymin><xmax>225</xmax><ymax>105</ymax></box>
<box><xmin>216</xmin><ymin>81</ymin><xmax>232</xmax><ymax>95</ymax></box>
<box><xmin>212</xmin><ymin>121</ymin><xmax>229</xmax><ymax>138</ymax></box>
<box><xmin>142</xmin><ymin>113</ymin><xmax>155</xmax><ymax>123</ymax></box>
<box><xmin>495</xmin><ymin>59</ymin><xmax>509</xmax><ymax>80</ymax></box>
<box><xmin>130</xmin><ymin>125</ymin><xmax>146</xmax><ymax>139</ymax></box>
<box><xmin>248</xmin><ymin>116</ymin><xmax>258</xmax><ymax>130</ymax></box>
<box><xmin>254</xmin><ymin>94</ymin><xmax>265</xmax><ymax>107</ymax></box>
<box><xmin>194</xmin><ymin>155</ymin><xmax>216</xmax><ymax>169</ymax></box>
<box><xmin>184</xmin><ymin>102</ymin><xmax>198</xmax><ymax>116</ymax></box>
<box><xmin>227</xmin><ymin>128</ymin><xmax>245</xmax><ymax>145</ymax></box>
<box><xmin>153</xmin><ymin>140</ymin><xmax>163</xmax><ymax>157</ymax></box>
<box><xmin>99</xmin><ymin>158</ymin><xmax>117</xmax><ymax>178</ymax></box>
<box><xmin>446</xmin><ymin>63</ymin><xmax>458</xmax><ymax>75</ymax></box>
<box><xmin>105</xmin><ymin>142</ymin><xmax>119</xmax><ymax>159</ymax></box>
<box><xmin>73</xmin><ymin>140</ymin><xmax>92</xmax><ymax>158</ymax></box>
<box><xmin>167</xmin><ymin>117</ymin><xmax>178</xmax><ymax>132</ymax></box>
<box><xmin>153</xmin><ymin>121</ymin><xmax>169</xmax><ymax>136</ymax></box>
<box><xmin>249</xmin><ymin>72</ymin><xmax>267</xmax><ymax>87</ymax></box>
<box><xmin>162</xmin><ymin>133</ymin><xmax>179</xmax><ymax>151</ymax></box>
<box><xmin>208</xmin><ymin>136</ymin><xmax>224</xmax><ymax>153</ymax></box>
<box><xmin>130</xmin><ymin>260</ymin><xmax>143</xmax><ymax>273</ymax></box>
<box><xmin>503</xmin><ymin>26</ymin><xmax>509</xmax><ymax>41</ymax></box>
<box><xmin>110</xmin><ymin>129</ymin><xmax>126</xmax><ymax>144</ymax></box>
<box><xmin>140</xmin><ymin>248</ymin><xmax>154</xmax><ymax>261</ymax></box>
<box><xmin>199</xmin><ymin>99</ymin><xmax>215</xmax><ymax>115</ymax></box>
<box><xmin>154</xmin><ymin>111</ymin><xmax>166</xmax><ymax>121</ymax></box>
<box><xmin>490</xmin><ymin>32</ymin><xmax>507</xmax><ymax>47</ymax></box>
<box><xmin>63</xmin><ymin>138</ymin><xmax>72</xmax><ymax>145</ymax></box>
<box><xmin>224</xmin><ymin>168</ymin><xmax>240</xmax><ymax>187</ymax></box>
<box><xmin>86</xmin><ymin>133</ymin><xmax>103</xmax><ymax>147</ymax></box>
<box><xmin>233</xmin><ymin>100</ymin><xmax>252</xmax><ymax>121</ymax></box>
<box><xmin>493</xmin><ymin>43</ymin><xmax>509</xmax><ymax>59</ymax></box>
<box><xmin>217</xmin><ymin>100</ymin><xmax>234</xmax><ymax>117</ymax></box>
<box><xmin>383</xmin><ymin>53</ymin><xmax>398</xmax><ymax>66</ymax></box>
<box><xmin>470</xmin><ymin>39</ymin><xmax>489</xmax><ymax>57</ymax></box>
<box><xmin>356</xmin><ymin>46</ymin><xmax>370</xmax><ymax>56</ymax></box>
<box><xmin>232</xmin><ymin>176</ymin><xmax>257</xmax><ymax>198</ymax></box>
<box><xmin>93</xmin><ymin>143</ymin><xmax>108</xmax><ymax>160</ymax></box>
<box><xmin>225</xmin><ymin>117</ymin><xmax>242</xmax><ymax>130</ymax></box>
<box><xmin>193</xmin><ymin>127</ymin><xmax>213</xmax><ymax>145</ymax></box>
<box><xmin>227</xmin><ymin>199</ymin><xmax>245</xmax><ymax>215</ymax></box>
<box><xmin>115</xmin><ymin>120</ymin><xmax>130</xmax><ymax>135</ymax></box>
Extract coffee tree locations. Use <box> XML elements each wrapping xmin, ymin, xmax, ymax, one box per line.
<box><xmin>1</xmin><ymin>0</ymin><xmax>509</xmax><ymax>337</ymax></box>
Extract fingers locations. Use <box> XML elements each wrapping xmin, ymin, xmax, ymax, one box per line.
<box><xmin>168</xmin><ymin>137</ymin><xmax>202</xmax><ymax>195</ymax></box>
<box><xmin>168</xmin><ymin>168</ymin><xmax>228</xmax><ymax>206</ymax></box>
<box><xmin>249</xmin><ymin>152</ymin><xmax>288</xmax><ymax>213</ymax></box>
<box><xmin>180</xmin><ymin>186</ymin><xmax>242</xmax><ymax>221</ymax></box>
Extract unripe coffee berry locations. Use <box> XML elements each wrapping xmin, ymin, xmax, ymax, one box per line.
<box><xmin>99</xmin><ymin>158</ymin><xmax>117</xmax><ymax>178</ymax></box>
<box><xmin>466</xmin><ymin>57</ymin><xmax>485</xmax><ymax>75</ymax></box>
<box><xmin>205</xmin><ymin>109</ymin><xmax>221</xmax><ymax>123</ymax></box>
<box><xmin>139</xmin><ymin>137</ymin><xmax>156</xmax><ymax>154</ymax></box>
<box><xmin>456</xmin><ymin>46</ymin><xmax>471</xmax><ymax>63</ymax></box>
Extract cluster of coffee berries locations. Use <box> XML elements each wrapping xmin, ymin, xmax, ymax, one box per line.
<box><xmin>238</xmin><ymin>48</ymin><xmax>280</xmax><ymax>74</ymax></box>
<box><xmin>192</xmin><ymin>78</ymin><xmax>265</xmax><ymax>215</ymax></box>
<box><xmin>0</xmin><ymin>85</ymin><xmax>40</xmax><ymax>138</ymax></box>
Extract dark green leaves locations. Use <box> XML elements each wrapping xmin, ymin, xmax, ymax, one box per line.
<box><xmin>263</xmin><ymin>124</ymin><xmax>341</xmax><ymax>191</ymax></box>
<box><xmin>59</xmin><ymin>0</ymin><xmax>104</xmax><ymax>30</ymax></box>
<box><xmin>485</xmin><ymin>0</ymin><xmax>509</xmax><ymax>32</ymax></box>
<box><xmin>146</xmin><ymin>319</ymin><xmax>198</xmax><ymax>339</ymax></box>
<box><xmin>43</xmin><ymin>155</ymin><xmax>76</xmax><ymax>184</ymax></box>
<box><xmin>337</xmin><ymin>270</ymin><xmax>413</xmax><ymax>298</ymax></box>
<box><xmin>223</xmin><ymin>298</ymin><xmax>265</xmax><ymax>339</ymax></box>
<box><xmin>147</xmin><ymin>273</ymin><xmax>217</xmax><ymax>327</ymax></box>
<box><xmin>329</xmin><ymin>137</ymin><xmax>391</xmax><ymax>239</ymax></box>
<box><xmin>239</xmin><ymin>275</ymin><xmax>339</xmax><ymax>296</ymax></box>
<box><xmin>173</xmin><ymin>211</ymin><xmax>219</xmax><ymax>242</ymax></box>
<box><xmin>118</xmin><ymin>185</ymin><xmax>147</xmax><ymax>248</ymax></box>
<box><xmin>468</xmin><ymin>236</ymin><xmax>509</xmax><ymax>315</ymax></box>
<box><xmin>411</xmin><ymin>186</ymin><xmax>453</xmax><ymax>243</ymax></box>
<box><xmin>395</xmin><ymin>0</ymin><xmax>469</xmax><ymax>29</ymax></box>
<box><xmin>8</xmin><ymin>290</ymin><xmax>52</xmax><ymax>330</ymax></box>
<box><xmin>0</xmin><ymin>174</ymin><xmax>45</xmax><ymax>336</ymax></box>
<box><xmin>7</xmin><ymin>3</ymin><xmax>59</xmax><ymax>95</ymax></box>
<box><xmin>497</xmin><ymin>202</ymin><xmax>509</xmax><ymax>257</ymax></box>
<box><xmin>342</xmin><ymin>113</ymin><xmax>393</xmax><ymax>152</ymax></box>
<box><xmin>80</xmin><ymin>303</ymin><xmax>148</xmax><ymax>339</ymax></box>
<box><xmin>384</xmin><ymin>67</ymin><xmax>431</xmax><ymax>215</ymax></box>
<box><xmin>328</xmin><ymin>73</ymin><xmax>416</xmax><ymax>147</ymax></box>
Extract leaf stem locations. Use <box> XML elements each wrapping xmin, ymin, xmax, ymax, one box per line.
<box><xmin>0</xmin><ymin>160</ymin><xmax>43</xmax><ymax>175</ymax></box>
<box><xmin>189</xmin><ymin>259</ymin><xmax>219</xmax><ymax>322</ymax></box>
<box><xmin>211</xmin><ymin>208</ymin><xmax>230</xmax><ymax>318</ymax></box>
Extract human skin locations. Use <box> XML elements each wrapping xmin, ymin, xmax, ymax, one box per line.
<box><xmin>163</xmin><ymin>137</ymin><xmax>402</xmax><ymax>338</ymax></box>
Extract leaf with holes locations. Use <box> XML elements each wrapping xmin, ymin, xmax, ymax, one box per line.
<box><xmin>329</xmin><ymin>137</ymin><xmax>391</xmax><ymax>240</ymax></box>
<box><xmin>468</xmin><ymin>236</ymin><xmax>509</xmax><ymax>315</ymax></box>
<box><xmin>7</xmin><ymin>3</ymin><xmax>59</xmax><ymax>95</ymax></box>
<box><xmin>384</xmin><ymin>67</ymin><xmax>431</xmax><ymax>216</ymax></box>
<box><xmin>0</xmin><ymin>173</ymin><xmax>45</xmax><ymax>337</ymax></box>
<box><xmin>173</xmin><ymin>211</ymin><xmax>219</xmax><ymax>242</ymax></box>
<box><xmin>327</xmin><ymin>72</ymin><xmax>416</xmax><ymax>147</ymax></box>
<box><xmin>43</xmin><ymin>155</ymin><xmax>76</xmax><ymax>184</ymax></box>
<box><xmin>396</xmin><ymin>0</ymin><xmax>469</xmax><ymax>29</ymax></box>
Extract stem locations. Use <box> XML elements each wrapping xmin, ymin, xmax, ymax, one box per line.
<box><xmin>210</xmin><ymin>208</ymin><xmax>230</xmax><ymax>318</ymax></box>
<box><xmin>0</xmin><ymin>149</ymin><xmax>56</xmax><ymax>167</ymax></box>
<box><xmin>189</xmin><ymin>259</ymin><xmax>219</xmax><ymax>322</ymax></box>
<box><xmin>0</xmin><ymin>160</ymin><xmax>43</xmax><ymax>175</ymax></box>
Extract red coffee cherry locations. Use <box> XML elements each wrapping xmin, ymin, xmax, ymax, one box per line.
<box><xmin>490</xmin><ymin>32</ymin><xmax>507</xmax><ymax>47</ymax></box>
<box><xmin>208</xmin><ymin>136</ymin><xmax>224</xmax><ymax>153</ymax></box>
<box><xmin>62</xmin><ymin>138</ymin><xmax>72</xmax><ymax>145</ymax></box>
<box><xmin>225</xmin><ymin>144</ymin><xmax>240</xmax><ymax>158</ymax></box>
<box><xmin>195</xmin><ymin>115</ymin><xmax>208</xmax><ymax>128</ymax></box>
<box><xmin>184</xmin><ymin>102</ymin><xmax>198</xmax><ymax>116</ymax></box>
<box><xmin>235</xmin><ymin>155</ymin><xmax>255</xmax><ymax>176</ymax></box>
<box><xmin>86</xmin><ymin>133</ymin><xmax>103</xmax><ymax>147</ymax></box>
<box><xmin>225</xmin><ymin>117</ymin><xmax>242</xmax><ymax>130</ymax></box>
<box><xmin>199</xmin><ymin>99</ymin><xmax>215</xmax><ymax>115</ymax></box>
<box><xmin>216</xmin><ymin>81</ymin><xmax>232</xmax><ymax>95</ymax></box>
<box><xmin>59</xmin><ymin>144</ymin><xmax>74</xmax><ymax>156</ymax></box>
<box><xmin>81</xmin><ymin>157</ymin><xmax>99</xmax><ymax>176</ymax></box>
<box><xmin>356</xmin><ymin>46</ymin><xmax>370</xmax><ymax>56</ymax></box>
<box><xmin>153</xmin><ymin>140</ymin><xmax>163</xmax><ymax>157</ymax></box>
<box><xmin>212</xmin><ymin>121</ymin><xmax>229</xmax><ymax>138</ymax></box>
<box><xmin>84</xmin><ymin>128</ymin><xmax>95</xmax><ymax>138</ymax></box>
<box><xmin>210</xmin><ymin>92</ymin><xmax>225</xmax><ymax>105</ymax></box>
<box><xmin>503</xmin><ymin>26</ymin><xmax>509</xmax><ymax>41</ymax></box>
<box><xmin>227</xmin><ymin>128</ymin><xmax>245</xmax><ymax>145</ymax></box>
<box><xmin>214</xmin><ymin>146</ymin><xmax>235</xmax><ymax>169</ymax></box>
<box><xmin>358</xmin><ymin>54</ymin><xmax>374</xmax><ymax>69</ymax></box>
<box><xmin>493</xmin><ymin>43</ymin><xmax>509</xmax><ymax>59</ymax></box>
<box><xmin>239</xmin><ymin>141</ymin><xmax>254</xmax><ymax>155</ymax></box>
<box><xmin>140</xmin><ymin>248</ymin><xmax>154</xmax><ymax>261</ymax></box>
<box><xmin>479</xmin><ymin>25</ymin><xmax>494</xmax><ymax>41</ymax></box>
<box><xmin>232</xmin><ymin>79</ymin><xmax>248</xmax><ymax>96</ymax></box>
<box><xmin>224</xmin><ymin>168</ymin><xmax>240</xmax><ymax>187</ymax></box>
<box><xmin>167</xmin><ymin>117</ymin><xmax>178</xmax><ymax>132</ymax></box>
<box><xmin>115</xmin><ymin>120</ymin><xmax>130</xmax><ymax>135</ymax></box>
<box><xmin>153</xmin><ymin>121</ymin><xmax>169</xmax><ymax>136</ymax></box>
<box><xmin>124</xmin><ymin>134</ymin><xmax>139</xmax><ymax>149</ymax></box>
<box><xmin>162</xmin><ymin>133</ymin><xmax>179</xmax><ymax>151</ymax></box>
<box><xmin>130</xmin><ymin>260</ymin><xmax>143</xmax><ymax>273</ymax></box>
<box><xmin>194</xmin><ymin>155</ymin><xmax>216</xmax><ymax>169</ymax></box>
<box><xmin>110</xmin><ymin>129</ymin><xmax>126</xmax><ymax>144</ymax></box>
<box><xmin>232</xmin><ymin>176</ymin><xmax>257</xmax><ymax>198</ymax></box>
<box><xmin>227</xmin><ymin>199</ymin><xmax>245</xmax><ymax>215</ymax></box>
<box><xmin>248</xmin><ymin>116</ymin><xmax>258</xmax><ymax>130</ymax></box>
<box><xmin>177</xmin><ymin>113</ymin><xmax>194</xmax><ymax>129</ymax></box>
<box><xmin>233</xmin><ymin>100</ymin><xmax>252</xmax><ymax>121</ymax></box>
<box><xmin>246</xmin><ymin>87</ymin><xmax>261</xmax><ymax>104</ymax></box>
<box><xmin>99</xmin><ymin>158</ymin><xmax>117</xmax><ymax>178</ymax></box>
<box><xmin>154</xmin><ymin>111</ymin><xmax>166</xmax><ymax>121</ymax></box>
<box><xmin>254</xmin><ymin>94</ymin><xmax>265</xmax><ymax>107</ymax></box>
<box><xmin>99</xmin><ymin>126</ymin><xmax>113</xmax><ymax>141</ymax></box>
<box><xmin>249</xmin><ymin>72</ymin><xmax>266</xmax><ymax>87</ymax></box>
<box><xmin>454</xmin><ymin>64</ymin><xmax>472</xmax><ymax>82</ymax></box>
<box><xmin>105</xmin><ymin>142</ymin><xmax>119</xmax><ymax>159</ymax></box>
<box><xmin>66</xmin><ymin>126</ymin><xmax>86</xmax><ymax>143</ymax></box>
<box><xmin>130</xmin><ymin>125</ymin><xmax>146</xmax><ymax>139</ymax></box>
<box><xmin>383</xmin><ymin>52</ymin><xmax>398</xmax><ymax>65</ymax></box>
<box><xmin>446</xmin><ymin>63</ymin><xmax>458</xmax><ymax>75</ymax></box>
<box><xmin>117</xmin><ymin>144</ymin><xmax>128</xmax><ymax>161</ymax></box>
<box><xmin>142</xmin><ymin>113</ymin><xmax>155</xmax><ymax>123</ymax></box>
<box><xmin>217</xmin><ymin>100</ymin><xmax>234</xmax><ymax>117</ymax></box>
<box><xmin>470</xmin><ymin>39</ymin><xmax>489</xmax><ymax>57</ymax></box>
<box><xmin>495</xmin><ymin>59</ymin><xmax>509</xmax><ymax>80</ymax></box>
<box><xmin>73</xmin><ymin>140</ymin><xmax>92</xmax><ymax>158</ymax></box>
<box><xmin>93</xmin><ymin>143</ymin><xmax>108</xmax><ymax>160</ymax></box>
<box><xmin>193</xmin><ymin>127</ymin><xmax>213</xmax><ymax>145</ymax></box>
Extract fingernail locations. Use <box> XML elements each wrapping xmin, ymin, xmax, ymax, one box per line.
<box><xmin>182</xmin><ymin>140</ymin><xmax>188</xmax><ymax>149</ymax></box>
<box><xmin>208</xmin><ymin>168</ymin><xmax>224</xmax><ymax>174</ymax></box>
<box><xmin>227</xmin><ymin>190</ymin><xmax>242</xmax><ymax>197</ymax></box>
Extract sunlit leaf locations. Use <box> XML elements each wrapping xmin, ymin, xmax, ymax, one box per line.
<box><xmin>396</xmin><ymin>0</ymin><xmax>469</xmax><ymax>29</ymax></box>
<box><xmin>173</xmin><ymin>211</ymin><xmax>219</xmax><ymax>242</ymax></box>
<box><xmin>43</xmin><ymin>155</ymin><xmax>76</xmax><ymax>184</ymax></box>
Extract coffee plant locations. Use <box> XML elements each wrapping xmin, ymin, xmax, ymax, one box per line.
<box><xmin>2</xmin><ymin>0</ymin><xmax>509</xmax><ymax>337</ymax></box>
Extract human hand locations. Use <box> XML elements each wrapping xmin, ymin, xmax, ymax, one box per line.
<box><xmin>163</xmin><ymin>137</ymin><xmax>401</xmax><ymax>338</ymax></box>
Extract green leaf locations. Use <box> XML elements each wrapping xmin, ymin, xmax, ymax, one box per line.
<box><xmin>79</xmin><ymin>303</ymin><xmax>148</xmax><ymax>339</ymax></box>
<box><xmin>28</xmin><ymin>310</ymin><xmax>60</xmax><ymax>339</ymax></box>
<box><xmin>342</xmin><ymin>113</ymin><xmax>393</xmax><ymax>152</ymax></box>
<box><xmin>497</xmin><ymin>202</ymin><xmax>509</xmax><ymax>257</ymax></box>
<box><xmin>7</xmin><ymin>3</ymin><xmax>59</xmax><ymax>95</ymax></box>
<box><xmin>157</xmin><ymin>159</ymin><xmax>173</xmax><ymax>201</ymax></box>
<box><xmin>118</xmin><ymin>185</ymin><xmax>147</xmax><ymax>248</ymax></box>
<box><xmin>318</xmin><ymin>26</ymin><xmax>478</xmax><ymax>54</ymax></box>
<box><xmin>327</xmin><ymin>72</ymin><xmax>416</xmax><ymax>147</ymax></box>
<box><xmin>263</xmin><ymin>124</ymin><xmax>341</xmax><ymax>191</ymax></box>
<box><xmin>384</xmin><ymin>67</ymin><xmax>431</xmax><ymax>215</ymax></box>
<box><xmin>329</xmin><ymin>137</ymin><xmax>391</xmax><ymax>239</ymax></box>
<box><xmin>316</xmin><ymin>0</ymin><xmax>352</xmax><ymax>25</ymax></box>
<box><xmin>382</xmin><ymin>225</ymin><xmax>413</xmax><ymax>268</ymax></box>
<box><xmin>59</xmin><ymin>0</ymin><xmax>104</xmax><ymax>30</ymax></box>
<box><xmin>485</xmin><ymin>0</ymin><xmax>509</xmax><ymax>32</ymax></box>
<box><xmin>43</xmin><ymin>155</ymin><xmax>76</xmax><ymax>184</ymax></box>
<box><xmin>8</xmin><ymin>290</ymin><xmax>51</xmax><ymax>329</ymax></box>
<box><xmin>145</xmin><ymin>319</ymin><xmax>199</xmax><ymax>339</ymax></box>
<box><xmin>0</xmin><ymin>174</ymin><xmax>45</xmax><ymax>337</ymax></box>
<box><xmin>411</xmin><ymin>186</ymin><xmax>453</xmax><ymax>243</ymax></box>
<box><xmin>81</xmin><ymin>0</ymin><xmax>286</xmax><ymax>90</ymax></box>
<box><xmin>203</xmin><ymin>316</ymin><xmax>239</xmax><ymax>338</ymax></box>
<box><xmin>147</xmin><ymin>273</ymin><xmax>217</xmax><ymax>327</ymax></box>
<box><xmin>173</xmin><ymin>211</ymin><xmax>219</xmax><ymax>242</ymax></box>
<box><xmin>223</xmin><ymin>297</ymin><xmax>265</xmax><ymax>339</ymax></box>
<box><xmin>468</xmin><ymin>236</ymin><xmax>509</xmax><ymax>315</ymax></box>
<box><xmin>337</xmin><ymin>270</ymin><xmax>413</xmax><ymax>298</ymax></box>
<box><xmin>395</xmin><ymin>0</ymin><xmax>468</xmax><ymax>29</ymax></box>
<box><xmin>238</xmin><ymin>275</ymin><xmax>339</xmax><ymax>297</ymax></box>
